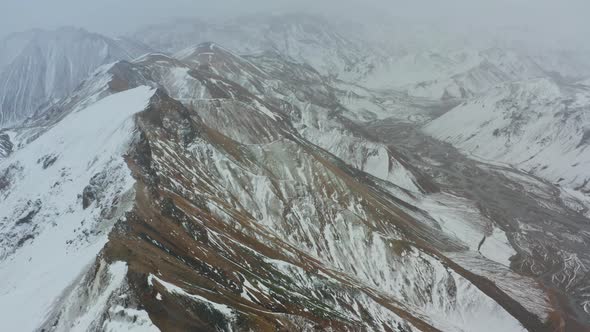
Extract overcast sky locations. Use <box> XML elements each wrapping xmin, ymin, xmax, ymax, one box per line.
<box><xmin>1</xmin><ymin>0</ymin><xmax>588</xmax><ymax>46</ymax></box>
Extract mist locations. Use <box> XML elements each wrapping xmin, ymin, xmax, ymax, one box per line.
<box><xmin>1</xmin><ymin>0</ymin><xmax>589</xmax><ymax>51</ymax></box>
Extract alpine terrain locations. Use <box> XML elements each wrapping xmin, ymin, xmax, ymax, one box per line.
<box><xmin>0</xmin><ymin>12</ymin><xmax>589</xmax><ymax>332</ymax></box>
<box><xmin>0</xmin><ymin>27</ymin><xmax>151</xmax><ymax>128</ymax></box>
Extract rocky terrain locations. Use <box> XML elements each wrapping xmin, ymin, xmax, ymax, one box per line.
<box><xmin>0</xmin><ymin>13</ymin><xmax>589</xmax><ymax>332</ymax></box>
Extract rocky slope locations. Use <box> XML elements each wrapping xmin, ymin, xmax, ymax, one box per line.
<box><xmin>2</xmin><ymin>42</ymin><xmax>581</xmax><ymax>331</ymax></box>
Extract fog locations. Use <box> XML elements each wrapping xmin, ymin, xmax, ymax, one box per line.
<box><xmin>1</xmin><ymin>0</ymin><xmax>589</xmax><ymax>50</ymax></box>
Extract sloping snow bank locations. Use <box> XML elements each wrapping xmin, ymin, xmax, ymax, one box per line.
<box><xmin>0</xmin><ymin>86</ymin><xmax>155</xmax><ymax>331</ymax></box>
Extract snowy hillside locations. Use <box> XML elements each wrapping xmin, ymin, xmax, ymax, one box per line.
<box><xmin>0</xmin><ymin>27</ymin><xmax>151</xmax><ymax>128</ymax></box>
<box><xmin>425</xmin><ymin>78</ymin><xmax>590</xmax><ymax>193</ymax></box>
<box><xmin>0</xmin><ymin>86</ymin><xmax>155</xmax><ymax>331</ymax></box>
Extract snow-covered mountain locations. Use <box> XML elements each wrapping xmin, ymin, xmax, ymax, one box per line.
<box><xmin>425</xmin><ymin>78</ymin><xmax>590</xmax><ymax>194</ymax></box>
<box><xmin>0</xmin><ymin>30</ymin><xmax>38</xmax><ymax>72</ymax></box>
<box><xmin>530</xmin><ymin>51</ymin><xmax>590</xmax><ymax>81</ymax></box>
<box><xmin>1</xmin><ymin>13</ymin><xmax>590</xmax><ymax>331</ymax></box>
<box><xmin>0</xmin><ymin>27</ymin><xmax>151</xmax><ymax>128</ymax></box>
<box><xmin>134</xmin><ymin>14</ymin><xmax>369</xmax><ymax>79</ymax></box>
<box><xmin>4</xmin><ymin>41</ymin><xmax>583</xmax><ymax>331</ymax></box>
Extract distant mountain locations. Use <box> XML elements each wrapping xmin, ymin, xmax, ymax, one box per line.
<box><xmin>0</xmin><ymin>27</ymin><xmax>151</xmax><ymax>128</ymax></box>
<box><xmin>134</xmin><ymin>14</ymin><xmax>369</xmax><ymax>79</ymax></box>
<box><xmin>522</xmin><ymin>50</ymin><xmax>590</xmax><ymax>81</ymax></box>
<box><xmin>134</xmin><ymin>14</ymin><xmax>554</xmax><ymax>101</ymax></box>
<box><xmin>349</xmin><ymin>48</ymin><xmax>546</xmax><ymax>99</ymax></box>
<box><xmin>0</xmin><ymin>30</ymin><xmax>38</xmax><ymax>71</ymax></box>
<box><xmin>425</xmin><ymin>78</ymin><xmax>590</xmax><ymax>193</ymax></box>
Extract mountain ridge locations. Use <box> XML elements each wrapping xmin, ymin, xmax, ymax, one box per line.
<box><xmin>0</xmin><ymin>14</ymin><xmax>589</xmax><ymax>331</ymax></box>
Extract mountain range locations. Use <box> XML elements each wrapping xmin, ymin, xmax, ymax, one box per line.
<box><xmin>0</xmin><ymin>13</ymin><xmax>589</xmax><ymax>332</ymax></box>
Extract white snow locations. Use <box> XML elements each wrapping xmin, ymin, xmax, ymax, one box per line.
<box><xmin>426</xmin><ymin>268</ymin><xmax>527</xmax><ymax>332</ymax></box>
<box><xmin>480</xmin><ymin>227</ymin><xmax>516</xmax><ymax>267</ymax></box>
<box><xmin>295</xmin><ymin>112</ymin><xmax>421</xmax><ymax>193</ymax></box>
<box><xmin>103</xmin><ymin>306</ymin><xmax>160</xmax><ymax>332</ymax></box>
<box><xmin>425</xmin><ymin>78</ymin><xmax>590</xmax><ymax>193</ymax></box>
<box><xmin>253</xmin><ymin>99</ymin><xmax>280</xmax><ymax>121</ymax></box>
<box><xmin>0</xmin><ymin>86</ymin><xmax>155</xmax><ymax>331</ymax></box>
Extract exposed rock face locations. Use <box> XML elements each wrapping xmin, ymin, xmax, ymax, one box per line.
<box><xmin>0</xmin><ymin>133</ymin><xmax>12</xmax><ymax>159</ymax></box>
<box><xmin>82</xmin><ymin>171</ymin><xmax>113</xmax><ymax>210</ymax></box>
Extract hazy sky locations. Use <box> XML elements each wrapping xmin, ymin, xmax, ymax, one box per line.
<box><xmin>1</xmin><ymin>0</ymin><xmax>588</xmax><ymax>43</ymax></box>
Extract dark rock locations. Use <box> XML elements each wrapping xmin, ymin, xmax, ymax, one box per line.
<box><xmin>16</xmin><ymin>234</ymin><xmax>35</xmax><ymax>247</ymax></box>
<box><xmin>15</xmin><ymin>200</ymin><xmax>42</xmax><ymax>226</ymax></box>
<box><xmin>82</xmin><ymin>171</ymin><xmax>108</xmax><ymax>209</ymax></box>
<box><xmin>38</xmin><ymin>154</ymin><xmax>59</xmax><ymax>169</ymax></box>
<box><xmin>0</xmin><ymin>134</ymin><xmax>13</xmax><ymax>159</ymax></box>
<box><xmin>82</xmin><ymin>185</ymin><xmax>97</xmax><ymax>209</ymax></box>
